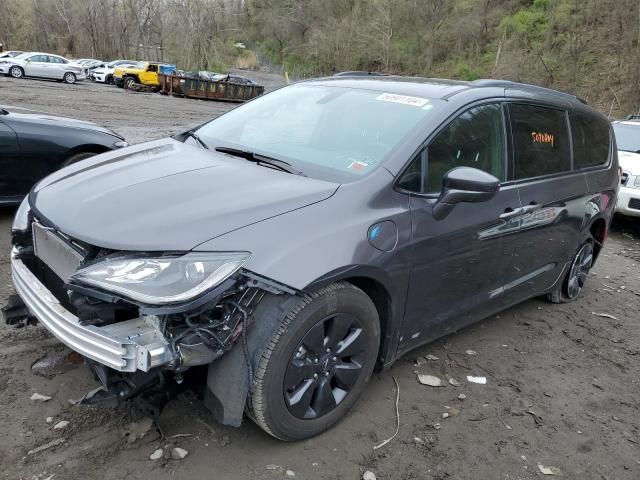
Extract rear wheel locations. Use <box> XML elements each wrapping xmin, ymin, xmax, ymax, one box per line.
<box><xmin>106</xmin><ymin>75</ymin><xmax>113</xmax><ymax>85</ymax></box>
<box><xmin>9</xmin><ymin>66</ymin><xmax>24</xmax><ymax>78</ymax></box>
<box><xmin>63</xmin><ymin>72</ymin><xmax>76</xmax><ymax>84</ymax></box>
<box><xmin>548</xmin><ymin>240</ymin><xmax>594</xmax><ymax>303</ymax></box>
<box><xmin>246</xmin><ymin>282</ymin><xmax>380</xmax><ymax>440</ymax></box>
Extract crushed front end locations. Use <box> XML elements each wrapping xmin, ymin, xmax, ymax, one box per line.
<box><xmin>5</xmin><ymin>202</ymin><xmax>291</xmax><ymax>413</ymax></box>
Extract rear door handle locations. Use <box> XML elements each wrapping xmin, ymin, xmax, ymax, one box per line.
<box><xmin>499</xmin><ymin>207</ymin><xmax>524</xmax><ymax>220</ymax></box>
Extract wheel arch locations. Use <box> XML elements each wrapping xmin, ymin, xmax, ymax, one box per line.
<box><xmin>303</xmin><ymin>265</ymin><xmax>403</xmax><ymax>370</ymax></box>
<box><xmin>589</xmin><ymin>217</ymin><xmax>607</xmax><ymax>263</ymax></box>
<box><xmin>64</xmin><ymin>143</ymin><xmax>111</xmax><ymax>159</ymax></box>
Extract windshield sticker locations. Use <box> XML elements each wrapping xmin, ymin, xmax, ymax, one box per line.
<box><xmin>348</xmin><ymin>160</ymin><xmax>369</xmax><ymax>172</ymax></box>
<box><xmin>531</xmin><ymin>131</ymin><xmax>555</xmax><ymax>147</ymax></box>
<box><xmin>376</xmin><ymin>93</ymin><xmax>430</xmax><ymax>108</ymax></box>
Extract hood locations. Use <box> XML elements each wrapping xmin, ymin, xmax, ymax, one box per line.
<box><xmin>6</xmin><ymin>110</ymin><xmax>121</xmax><ymax>139</ymax></box>
<box><xmin>619</xmin><ymin>150</ymin><xmax>640</xmax><ymax>175</ymax></box>
<box><xmin>31</xmin><ymin>139</ymin><xmax>339</xmax><ymax>251</ymax></box>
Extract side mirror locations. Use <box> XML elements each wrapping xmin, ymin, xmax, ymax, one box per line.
<box><xmin>432</xmin><ymin>167</ymin><xmax>500</xmax><ymax>220</ymax></box>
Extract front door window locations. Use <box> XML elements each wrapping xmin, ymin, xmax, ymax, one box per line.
<box><xmin>426</xmin><ymin>103</ymin><xmax>506</xmax><ymax>192</ymax></box>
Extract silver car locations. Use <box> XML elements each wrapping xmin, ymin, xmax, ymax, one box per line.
<box><xmin>0</xmin><ymin>52</ymin><xmax>86</xmax><ymax>84</ymax></box>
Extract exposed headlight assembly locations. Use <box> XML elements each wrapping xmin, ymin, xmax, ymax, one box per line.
<box><xmin>72</xmin><ymin>252</ymin><xmax>250</xmax><ymax>305</ymax></box>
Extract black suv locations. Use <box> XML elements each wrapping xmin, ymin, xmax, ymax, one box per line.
<box><xmin>5</xmin><ymin>76</ymin><xmax>617</xmax><ymax>440</ymax></box>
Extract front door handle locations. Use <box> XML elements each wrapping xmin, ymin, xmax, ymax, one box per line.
<box><xmin>499</xmin><ymin>207</ymin><xmax>524</xmax><ymax>220</ymax></box>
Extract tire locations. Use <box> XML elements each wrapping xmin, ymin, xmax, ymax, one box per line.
<box><xmin>62</xmin><ymin>151</ymin><xmax>96</xmax><ymax>168</ymax></box>
<box><xmin>124</xmin><ymin>76</ymin><xmax>136</xmax><ymax>89</ymax></box>
<box><xmin>63</xmin><ymin>72</ymin><xmax>76</xmax><ymax>84</ymax></box>
<box><xmin>547</xmin><ymin>240</ymin><xmax>594</xmax><ymax>303</ymax></box>
<box><xmin>9</xmin><ymin>66</ymin><xmax>24</xmax><ymax>78</ymax></box>
<box><xmin>106</xmin><ymin>75</ymin><xmax>113</xmax><ymax>85</ymax></box>
<box><xmin>246</xmin><ymin>282</ymin><xmax>380</xmax><ymax>441</ymax></box>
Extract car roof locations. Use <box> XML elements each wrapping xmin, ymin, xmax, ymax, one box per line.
<box><xmin>305</xmin><ymin>75</ymin><xmax>586</xmax><ymax>107</ymax></box>
<box><xmin>28</xmin><ymin>52</ymin><xmax>64</xmax><ymax>58</ymax></box>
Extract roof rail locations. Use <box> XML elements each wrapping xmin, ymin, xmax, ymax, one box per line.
<box><xmin>333</xmin><ymin>71</ymin><xmax>389</xmax><ymax>77</ymax></box>
<box><xmin>625</xmin><ymin>114</ymin><xmax>640</xmax><ymax>121</ymax></box>
<box><xmin>470</xmin><ymin>79</ymin><xmax>587</xmax><ymax>104</ymax></box>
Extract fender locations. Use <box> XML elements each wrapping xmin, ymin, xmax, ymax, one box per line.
<box><xmin>304</xmin><ymin>264</ymin><xmax>408</xmax><ymax>368</ymax></box>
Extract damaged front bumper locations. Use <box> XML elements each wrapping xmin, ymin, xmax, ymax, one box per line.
<box><xmin>10</xmin><ymin>248</ymin><xmax>175</xmax><ymax>372</ymax></box>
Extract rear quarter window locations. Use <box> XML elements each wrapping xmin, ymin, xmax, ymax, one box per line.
<box><xmin>571</xmin><ymin>112</ymin><xmax>610</xmax><ymax>168</ymax></box>
<box><xmin>509</xmin><ymin>103</ymin><xmax>571</xmax><ymax>180</ymax></box>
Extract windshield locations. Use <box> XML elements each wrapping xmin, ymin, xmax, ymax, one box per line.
<box><xmin>195</xmin><ymin>84</ymin><xmax>442</xmax><ymax>182</ymax></box>
<box><xmin>135</xmin><ymin>61</ymin><xmax>146</xmax><ymax>69</ymax></box>
<box><xmin>614</xmin><ymin>123</ymin><xmax>640</xmax><ymax>153</ymax></box>
<box><xmin>14</xmin><ymin>53</ymin><xmax>31</xmax><ymax>60</ymax></box>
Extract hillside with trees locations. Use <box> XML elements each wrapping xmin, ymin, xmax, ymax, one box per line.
<box><xmin>1</xmin><ymin>0</ymin><xmax>639</xmax><ymax>116</ymax></box>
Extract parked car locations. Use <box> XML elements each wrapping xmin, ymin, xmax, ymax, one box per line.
<box><xmin>90</xmin><ymin>60</ymin><xmax>137</xmax><ymax>84</ymax></box>
<box><xmin>0</xmin><ymin>51</ymin><xmax>23</xmax><ymax>58</ymax></box>
<box><xmin>613</xmin><ymin>117</ymin><xmax>640</xmax><ymax>217</ymax></box>
<box><xmin>114</xmin><ymin>61</ymin><xmax>162</xmax><ymax>88</ymax></box>
<box><xmin>77</xmin><ymin>59</ymin><xmax>105</xmax><ymax>74</ymax></box>
<box><xmin>4</xmin><ymin>77</ymin><xmax>617</xmax><ymax>441</ymax></box>
<box><xmin>0</xmin><ymin>107</ymin><xmax>127</xmax><ymax>205</ymax></box>
<box><xmin>0</xmin><ymin>52</ymin><xmax>86</xmax><ymax>83</ymax></box>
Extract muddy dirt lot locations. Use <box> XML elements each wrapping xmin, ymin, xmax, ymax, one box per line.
<box><xmin>1</xmin><ymin>75</ymin><xmax>639</xmax><ymax>480</ymax></box>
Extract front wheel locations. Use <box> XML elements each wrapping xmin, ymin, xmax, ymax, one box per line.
<box><xmin>9</xmin><ymin>66</ymin><xmax>24</xmax><ymax>78</ymax></box>
<box><xmin>124</xmin><ymin>76</ymin><xmax>136</xmax><ymax>89</ymax></box>
<box><xmin>63</xmin><ymin>72</ymin><xmax>76</xmax><ymax>84</ymax></box>
<box><xmin>247</xmin><ymin>282</ymin><xmax>380</xmax><ymax>440</ymax></box>
<box><xmin>548</xmin><ymin>240</ymin><xmax>594</xmax><ymax>303</ymax></box>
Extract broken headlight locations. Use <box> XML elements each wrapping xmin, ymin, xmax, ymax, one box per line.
<box><xmin>72</xmin><ymin>252</ymin><xmax>250</xmax><ymax>305</ymax></box>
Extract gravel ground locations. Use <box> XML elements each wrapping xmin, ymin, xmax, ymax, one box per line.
<box><xmin>0</xmin><ymin>74</ymin><xmax>639</xmax><ymax>480</ymax></box>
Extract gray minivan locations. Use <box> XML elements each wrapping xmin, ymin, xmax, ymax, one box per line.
<box><xmin>4</xmin><ymin>76</ymin><xmax>618</xmax><ymax>440</ymax></box>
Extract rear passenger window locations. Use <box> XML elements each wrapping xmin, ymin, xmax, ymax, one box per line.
<box><xmin>571</xmin><ymin>112</ymin><xmax>610</xmax><ymax>168</ymax></box>
<box><xmin>509</xmin><ymin>104</ymin><xmax>571</xmax><ymax>180</ymax></box>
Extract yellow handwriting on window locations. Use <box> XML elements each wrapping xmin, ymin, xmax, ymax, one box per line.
<box><xmin>531</xmin><ymin>132</ymin><xmax>554</xmax><ymax>147</ymax></box>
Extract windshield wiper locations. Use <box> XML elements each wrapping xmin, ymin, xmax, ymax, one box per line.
<box><xmin>184</xmin><ymin>130</ymin><xmax>210</xmax><ymax>150</ymax></box>
<box><xmin>215</xmin><ymin>146</ymin><xmax>306</xmax><ymax>176</ymax></box>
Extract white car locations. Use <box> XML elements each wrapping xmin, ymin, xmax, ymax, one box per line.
<box><xmin>0</xmin><ymin>52</ymin><xmax>86</xmax><ymax>84</ymax></box>
<box><xmin>613</xmin><ymin>119</ymin><xmax>640</xmax><ymax>217</ymax></box>
<box><xmin>91</xmin><ymin>59</ymin><xmax>136</xmax><ymax>84</ymax></box>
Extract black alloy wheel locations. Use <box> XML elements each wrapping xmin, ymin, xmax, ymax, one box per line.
<box><xmin>284</xmin><ymin>313</ymin><xmax>365</xmax><ymax>419</ymax></box>
<box><xmin>246</xmin><ymin>282</ymin><xmax>380</xmax><ymax>440</ymax></box>
<box><xmin>565</xmin><ymin>241</ymin><xmax>593</xmax><ymax>299</ymax></box>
